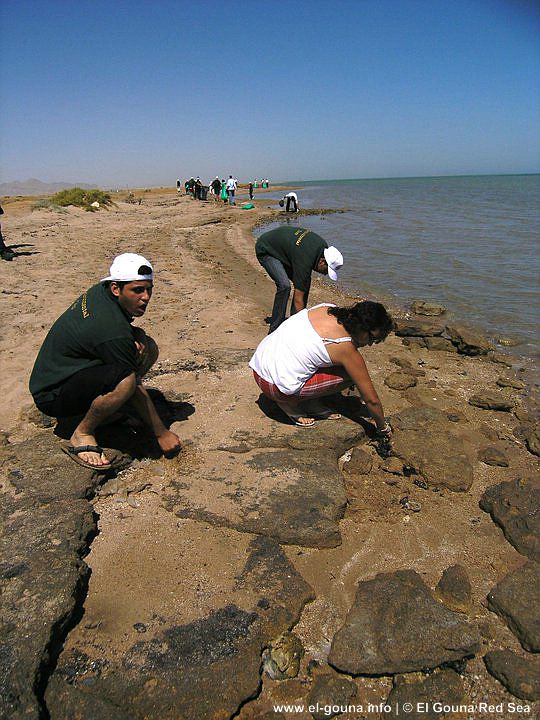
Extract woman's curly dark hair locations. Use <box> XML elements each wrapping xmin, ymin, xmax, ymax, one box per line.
<box><xmin>328</xmin><ymin>301</ymin><xmax>394</xmax><ymax>342</ymax></box>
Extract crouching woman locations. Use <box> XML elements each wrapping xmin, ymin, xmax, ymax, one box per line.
<box><xmin>249</xmin><ymin>300</ymin><xmax>394</xmax><ymax>432</ymax></box>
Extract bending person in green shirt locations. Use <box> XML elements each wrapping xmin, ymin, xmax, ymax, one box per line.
<box><xmin>29</xmin><ymin>253</ymin><xmax>182</xmax><ymax>471</ymax></box>
<box><xmin>255</xmin><ymin>226</ymin><xmax>344</xmax><ymax>333</ymax></box>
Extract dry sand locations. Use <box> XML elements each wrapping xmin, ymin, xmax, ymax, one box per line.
<box><xmin>1</xmin><ymin>187</ymin><xmax>538</xmax><ymax>717</ymax></box>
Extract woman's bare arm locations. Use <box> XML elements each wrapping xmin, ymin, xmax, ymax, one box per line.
<box><xmin>328</xmin><ymin>343</ymin><xmax>388</xmax><ymax>431</ymax></box>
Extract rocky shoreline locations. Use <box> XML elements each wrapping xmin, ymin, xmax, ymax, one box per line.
<box><xmin>0</xmin><ymin>189</ymin><xmax>538</xmax><ymax>719</ymax></box>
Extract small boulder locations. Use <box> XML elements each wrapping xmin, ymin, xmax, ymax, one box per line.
<box><xmin>410</xmin><ymin>301</ymin><xmax>446</xmax><ymax>317</ymax></box>
<box><xmin>484</xmin><ymin>649</ymin><xmax>540</xmax><ymax>701</ymax></box>
<box><xmin>446</xmin><ymin>325</ymin><xmax>492</xmax><ymax>355</ymax></box>
<box><xmin>434</xmin><ymin>565</ymin><xmax>472</xmax><ymax>613</ymax></box>
<box><xmin>341</xmin><ymin>447</ymin><xmax>373</xmax><ymax>476</ymax></box>
<box><xmin>384</xmin><ymin>372</ymin><xmax>417</xmax><ymax>391</ymax></box>
<box><xmin>478</xmin><ymin>446</ymin><xmax>510</xmax><ymax>467</ymax></box>
<box><xmin>468</xmin><ymin>391</ymin><xmax>514</xmax><ymax>412</ymax></box>
<box><xmin>328</xmin><ymin>570</ymin><xmax>480</xmax><ymax>675</ymax></box>
<box><xmin>487</xmin><ymin>561</ymin><xmax>540</xmax><ymax>652</ymax></box>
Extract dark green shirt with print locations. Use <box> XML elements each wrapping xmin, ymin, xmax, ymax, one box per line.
<box><xmin>255</xmin><ymin>226</ymin><xmax>327</xmax><ymax>293</ymax></box>
<box><xmin>29</xmin><ymin>282</ymin><xmax>137</xmax><ymax>403</ymax></box>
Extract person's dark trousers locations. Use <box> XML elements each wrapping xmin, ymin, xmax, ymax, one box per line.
<box><xmin>258</xmin><ymin>254</ymin><xmax>291</xmax><ymax>333</ymax></box>
<box><xmin>286</xmin><ymin>197</ymin><xmax>297</xmax><ymax>212</ymax></box>
<box><xmin>0</xmin><ymin>229</ymin><xmax>14</xmax><ymax>260</ymax></box>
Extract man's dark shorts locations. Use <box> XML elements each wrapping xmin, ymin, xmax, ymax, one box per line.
<box><xmin>35</xmin><ymin>364</ymin><xmax>133</xmax><ymax>418</ymax></box>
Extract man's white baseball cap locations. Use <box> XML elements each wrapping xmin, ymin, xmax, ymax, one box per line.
<box><xmin>101</xmin><ymin>253</ymin><xmax>154</xmax><ymax>282</ymax></box>
<box><xmin>324</xmin><ymin>246</ymin><xmax>343</xmax><ymax>281</ymax></box>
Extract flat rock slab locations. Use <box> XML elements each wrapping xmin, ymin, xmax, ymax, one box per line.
<box><xmin>484</xmin><ymin>649</ymin><xmax>540</xmax><ymax>701</ymax></box>
<box><xmin>168</xmin><ymin>447</ymin><xmax>347</xmax><ymax>548</ymax></box>
<box><xmin>497</xmin><ymin>377</ymin><xmax>526</xmax><ymax>390</ymax></box>
<box><xmin>480</xmin><ymin>477</ymin><xmax>540</xmax><ymax>562</ymax></box>
<box><xmin>487</xmin><ymin>561</ymin><xmax>540</xmax><ymax>652</ymax></box>
<box><xmin>328</xmin><ymin>570</ymin><xmax>480</xmax><ymax>675</ymax></box>
<box><xmin>390</xmin><ymin>407</ymin><xmax>474</xmax><ymax>491</ymax></box>
<box><xmin>167</xmin><ymin>423</ymin><xmax>364</xmax><ymax>548</ymax></box>
<box><xmin>0</xmin><ymin>434</ymin><xmax>100</xmax><ymax>720</ymax></box>
<box><xmin>383</xmin><ymin>668</ymin><xmax>465</xmax><ymax>719</ymax></box>
<box><xmin>394</xmin><ymin>319</ymin><xmax>444</xmax><ymax>337</ymax></box>
<box><xmin>307</xmin><ymin>670</ymin><xmax>357</xmax><ymax>720</ymax></box>
<box><xmin>46</xmin><ymin>537</ymin><xmax>314</xmax><ymax>720</ymax></box>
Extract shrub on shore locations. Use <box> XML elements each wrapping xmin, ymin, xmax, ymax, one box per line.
<box><xmin>47</xmin><ymin>187</ymin><xmax>114</xmax><ymax>211</ymax></box>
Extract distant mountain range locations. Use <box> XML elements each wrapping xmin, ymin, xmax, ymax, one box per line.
<box><xmin>0</xmin><ymin>178</ymin><xmax>97</xmax><ymax>197</ymax></box>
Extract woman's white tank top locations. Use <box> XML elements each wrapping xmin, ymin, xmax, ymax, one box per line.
<box><xmin>249</xmin><ymin>303</ymin><xmax>352</xmax><ymax>395</ymax></box>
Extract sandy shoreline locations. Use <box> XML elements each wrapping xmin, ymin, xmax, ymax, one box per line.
<box><xmin>1</xmin><ymin>188</ymin><xmax>538</xmax><ymax>718</ymax></box>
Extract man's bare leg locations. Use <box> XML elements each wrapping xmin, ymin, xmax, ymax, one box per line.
<box><xmin>69</xmin><ymin>373</ymin><xmax>137</xmax><ymax>467</ymax></box>
<box><xmin>128</xmin><ymin>330</ymin><xmax>182</xmax><ymax>456</ymax></box>
<box><xmin>127</xmin><ymin>384</ymin><xmax>182</xmax><ymax>456</ymax></box>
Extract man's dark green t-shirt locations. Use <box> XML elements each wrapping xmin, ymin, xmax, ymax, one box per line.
<box><xmin>255</xmin><ymin>226</ymin><xmax>328</xmax><ymax>293</ymax></box>
<box><xmin>29</xmin><ymin>282</ymin><xmax>137</xmax><ymax>404</ymax></box>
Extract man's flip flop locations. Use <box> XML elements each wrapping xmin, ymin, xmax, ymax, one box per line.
<box><xmin>61</xmin><ymin>444</ymin><xmax>112</xmax><ymax>471</ymax></box>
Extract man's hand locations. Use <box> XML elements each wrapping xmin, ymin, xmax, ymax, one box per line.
<box><xmin>156</xmin><ymin>429</ymin><xmax>182</xmax><ymax>458</ymax></box>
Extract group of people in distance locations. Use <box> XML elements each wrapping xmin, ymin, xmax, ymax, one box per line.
<box><xmin>181</xmin><ymin>176</ymin><xmax>239</xmax><ymax>204</ymax></box>
<box><xmin>29</xmin><ymin>223</ymin><xmax>393</xmax><ymax>471</ymax></box>
<box><xmin>179</xmin><ymin>176</ymin><xmax>274</xmax><ymax>206</ymax></box>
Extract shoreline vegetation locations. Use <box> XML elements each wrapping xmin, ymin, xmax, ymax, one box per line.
<box><xmin>0</xmin><ymin>186</ymin><xmax>538</xmax><ymax>718</ymax></box>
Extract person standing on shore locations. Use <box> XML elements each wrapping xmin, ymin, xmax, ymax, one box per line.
<box><xmin>248</xmin><ymin>182</ymin><xmax>254</xmax><ymax>201</ymax></box>
<box><xmin>0</xmin><ymin>205</ymin><xmax>15</xmax><ymax>261</ymax></box>
<box><xmin>226</xmin><ymin>175</ymin><xmax>237</xmax><ymax>205</ymax></box>
<box><xmin>220</xmin><ymin>179</ymin><xmax>228</xmax><ymax>203</ymax></box>
<box><xmin>211</xmin><ymin>176</ymin><xmax>222</xmax><ymax>201</ymax></box>
<box><xmin>255</xmin><ymin>225</ymin><xmax>344</xmax><ymax>333</ymax></box>
<box><xmin>29</xmin><ymin>253</ymin><xmax>182</xmax><ymax>470</ymax></box>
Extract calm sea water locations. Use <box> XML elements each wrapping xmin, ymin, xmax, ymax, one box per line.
<box><xmin>255</xmin><ymin>175</ymin><xmax>540</xmax><ymax>367</ymax></box>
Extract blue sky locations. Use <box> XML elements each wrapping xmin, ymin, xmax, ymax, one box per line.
<box><xmin>1</xmin><ymin>0</ymin><xmax>539</xmax><ymax>186</ymax></box>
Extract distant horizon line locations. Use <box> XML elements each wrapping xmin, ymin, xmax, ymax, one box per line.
<box><xmin>1</xmin><ymin>171</ymin><xmax>538</xmax><ymax>192</ymax></box>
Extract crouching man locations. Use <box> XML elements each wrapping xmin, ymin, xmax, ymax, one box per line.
<box><xmin>29</xmin><ymin>253</ymin><xmax>182</xmax><ymax>471</ymax></box>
